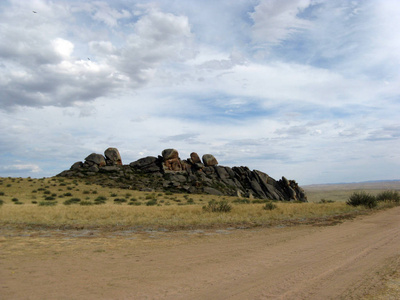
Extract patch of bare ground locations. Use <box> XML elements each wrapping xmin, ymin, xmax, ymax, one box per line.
<box><xmin>1</xmin><ymin>206</ymin><xmax>400</xmax><ymax>299</ymax></box>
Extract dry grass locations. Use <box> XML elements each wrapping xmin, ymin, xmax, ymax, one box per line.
<box><xmin>0</xmin><ymin>202</ymin><xmax>360</xmax><ymax>229</ymax></box>
<box><xmin>0</xmin><ymin>176</ymin><xmax>395</xmax><ymax>230</ymax></box>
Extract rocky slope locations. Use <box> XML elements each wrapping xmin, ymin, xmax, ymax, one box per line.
<box><xmin>57</xmin><ymin>147</ymin><xmax>307</xmax><ymax>202</ymax></box>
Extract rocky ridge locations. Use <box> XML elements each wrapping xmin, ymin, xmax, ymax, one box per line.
<box><xmin>58</xmin><ymin>147</ymin><xmax>307</xmax><ymax>202</ymax></box>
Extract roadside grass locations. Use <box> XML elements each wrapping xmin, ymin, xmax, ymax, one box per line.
<box><xmin>0</xmin><ymin>176</ymin><xmax>398</xmax><ymax>230</ymax></box>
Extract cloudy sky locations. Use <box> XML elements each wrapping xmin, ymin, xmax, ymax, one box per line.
<box><xmin>0</xmin><ymin>0</ymin><xmax>399</xmax><ymax>185</ymax></box>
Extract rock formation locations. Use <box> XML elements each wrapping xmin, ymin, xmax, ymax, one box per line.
<box><xmin>58</xmin><ymin>147</ymin><xmax>307</xmax><ymax>202</ymax></box>
<box><xmin>104</xmin><ymin>147</ymin><xmax>122</xmax><ymax>166</ymax></box>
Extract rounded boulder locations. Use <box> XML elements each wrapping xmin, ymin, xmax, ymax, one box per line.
<box><xmin>104</xmin><ymin>147</ymin><xmax>122</xmax><ymax>165</ymax></box>
<box><xmin>162</xmin><ymin>149</ymin><xmax>179</xmax><ymax>161</ymax></box>
<box><xmin>202</xmin><ymin>154</ymin><xmax>218</xmax><ymax>167</ymax></box>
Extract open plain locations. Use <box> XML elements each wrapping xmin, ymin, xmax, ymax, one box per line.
<box><xmin>1</xmin><ymin>179</ymin><xmax>400</xmax><ymax>299</ymax></box>
<box><xmin>1</xmin><ymin>206</ymin><xmax>399</xmax><ymax>299</ymax></box>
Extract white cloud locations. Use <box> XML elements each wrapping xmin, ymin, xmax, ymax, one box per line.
<box><xmin>52</xmin><ymin>38</ymin><xmax>74</xmax><ymax>58</ymax></box>
<box><xmin>3</xmin><ymin>164</ymin><xmax>42</xmax><ymax>173</ymax></box>
<box><xmin>0</xmin><ymin>0</ymin><xmax>399</xmax><ymax>184</ymax></box>
<box><xmin>250</xmin><ymin>0</ymin><xmax>312</xmax><ymax>46</ymax></box>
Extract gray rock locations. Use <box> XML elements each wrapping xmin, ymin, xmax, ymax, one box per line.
<box><xmin>202</xmin><ymin>154</ymin><xmax>218</xmax><ymax>166</ymax></box>
<box><xmin>104</xmin><ymin>147</ymin><xmax>122</xmax><ymax>165</ymax></box>
<box><xmin>88</xmin><ymin>164</ymin><xmax>99</xmax><ymax>172</ymax></box>
<box><xmin>203</xmin><ymin>187</ymin><xmax>224</xmax><ymax>196</ymax></box>
<box><xmin>70</xmin><ymin>161</ymin><xmax>83</xmax><ymax>170</ymax></box>
<box><xmin>130</xmin><ymin>156</ymin><xmax>161</xmax><ymax>173</ymax></box>
<box><xmin>190</xmin><ymin>152</ymin><xmax>201</xmax><ymax>163</ymax></box>
<box><xmin>85</xmin><ymin>153</ymin><xmax>106</xmax><ymax>167</ymax></box>
<box><xmin>99</xmin><ymin>166</ymin><xmax>120</xmax><ymax>172</ymax></box>
<box><xmin>162</xmin><ymin>149</ymin><xmax>179</xmax><ymax>160</ymax></box>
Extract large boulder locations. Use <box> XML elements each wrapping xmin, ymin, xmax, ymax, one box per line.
<box><xmin>70</xmin><ymin>161</ymin><xmax>83</xmax><ymax>170</ymax></box>
<box><xmin>162</xmin><ymin>149</ymin><xmax>183</xmax><ymax>171</ymax></box>
<box><xmin>104</xmin><ymin>147</ymin><xmax>122</xmax><ymax>165</ymax></box>
<box><xmin>190</xmin><ymin>152</ymin><xmax>201</xmax><ymax>164</ymax></box>
<box><xmin>130</xmin><ymin>156</ymin><xmax>161</xmax><ymax>173</ymax></box>
<box><xmin>202</xmin><ymin>154</ymin><xmax>218</xmax><ymax>167</ymax></box>
<box><xmin>85</xmin><ymin>153</ymin><xmax>106</xmax><ymax>167</ymax></box>
<box><xmin>164</xmin><ymin>158</ymin><xmax>183</xmax><ymax>171</ymax></box>
<box><xmin>162</xmin><ymin>149</ymin><xmax>179</xmax><ymax>160</ymax></box>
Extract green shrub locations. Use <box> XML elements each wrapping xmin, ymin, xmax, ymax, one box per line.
<box><xmin>203</xmin><ymin>200</ymin><xmax>232</xmax><ymax>213</ymax></box>
<box><xmin>44</xmin><ymin>196</ymin><xmax>56</xmax><ymax>201</ymax></box>
<box><xmin>346</xmin><ymin>191</ymin><xmax>377</xmax><ymax>208</ymax></box>
<box><xmin>319</xmin><ymin>199</ymin><xmax>335</xmax><ymax>203</ymax></box>
<box><xmin>114</xmin><ymin>198</ymin><xmax>127</xmax><ymax>204</ymax></box>
<box><xmin>251</xmin><ymin>199</ymin><xmax>268</xmax><ymax>204</ymax></box>
<box><xmin>233</xmin><ymin>198</ymin><xmax>250</xmax><ymax>204</ymax></box>
<box><xmin>128</xmin><ymin>201</ymin><xmax>142</xmax><ymax>206</ymax></box>
<box><xmin>0</xmin><ymin>191</ymin><xmax>4</xmax><ymax>196</ymax></box>
<box><xmin>80</xmin><ymin>201</ymin><xmax>93</xmax><ymax>206</ymax></box>
<box><xmin>12</xmin><ymin>198</ymin><xmax>19</xmax><ymax>202</ymax></box>
<box><xmin>376</xmin><ymin>191</ymin><xmax>400</xmax><ymax>203</ymax></box>
<box><xmin>94</xmin><ymin>196</ymin><xmax>107</xmax><ymax>205</ymax></box>
<box><xmin>263</xmin><ymin>201</ymin><xmax>277</xmax><ymax>210</ymax></box>
<box><xmin>63</xmin><ymin>198</ymin><xmax>81</xmax><ymax>205</ymax></box>
<box><xmin>39</xmin><ymin>201</ymin><xmax>57</xmax><ymax>206</ymax></box>
<box><xmin>146</xmin><ymin>199</ymin><xmax>158</xmax><ymax>206</ymax></box>
<box><xmin>0</xmin><ymin>199</ymin><xmax>4</xmax><ymax>205</ymax></box>
<box><xmin>145</xmin><ymin>193</ymin><xmax>156</xmax><ymax>200</ymax></box>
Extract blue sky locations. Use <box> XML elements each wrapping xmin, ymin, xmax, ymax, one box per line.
<box><xmin>0</xmin><ymin>0</ymin><xmax>399</xmax><ymax>185</ymax></box>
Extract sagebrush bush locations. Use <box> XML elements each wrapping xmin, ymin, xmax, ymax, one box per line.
<box><xmin>114</xmin><ymin>198</ymin><xmax>127</xmax><ymax>204</ymax></box>
<box><xmin>80</xmin><ymin>201</ymin><xmax>93</xmax><ymax>206</ymax></box>
<box><xmin>346</xmin><ymin>191</ymin><xmax>377</xmax><ymax>208</ymax></box>
<box><xmin>376</xmin><ymin>190</ymin><xmax>400</xmax><ymax>203</ymax></box>
<box><xmin>39</xmin><ymin>201</ymin><xmax>57</xmax><ymax>206</ymax></box>
<box><xmin>233</xmin><ymin>198</ymin><xmax>250</xmax><ymax>204</ymax></box>
<box><xmin>203</xmin><ymin>200</ymin><xmax>232</xmax><ymax>213</ymax></box>
<box><xmin>128</xmin><ymin>201</ymin><xmax>142</xmax><ymax>206</ymax></box>
<box><xmin>63</xmin><ymin>198</ymin><xmax>81</xmax><ymax>205</ymax></box>
<box><xmin>263</xmin><ymin>201</ymin><xmax>277</xmax><ymax>210</ymax></box>
<box><xmin>146</xmin><ymin>199</ymin><xmax>158</xmax><ymax>206</ymax></box>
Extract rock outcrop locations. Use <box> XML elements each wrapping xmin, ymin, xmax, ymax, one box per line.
<box><xmin>58</xmin><ymin>147</ymin><xmax>307</xmax><ymax>202</ymax></box>
<box><xmin>104</xmin><ymin>147</ymin><xmax>122</xmax><ymax>166</ymax></box>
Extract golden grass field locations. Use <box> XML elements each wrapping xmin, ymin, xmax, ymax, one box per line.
<box><xmin>1</xmin><ymin>176</ymin><xmax>399</xmax><ymax>230</ymax></box>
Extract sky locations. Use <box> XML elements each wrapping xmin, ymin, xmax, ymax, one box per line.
<box><xmin>0</xmin><ymin>0</ymin><xmax>399</xmax><ymax>185</ymax></box>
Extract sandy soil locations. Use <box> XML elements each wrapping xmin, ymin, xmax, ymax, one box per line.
<box><xmin>1</xmin><ymin>207</ymin><xmax>400</xmax><ymax>299</ymax></box>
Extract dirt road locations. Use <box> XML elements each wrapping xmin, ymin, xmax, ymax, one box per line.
<box><xmin>1</xmin><ymin>207</ymin><xmax>400</xmax><ymax>299</ymax></box>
